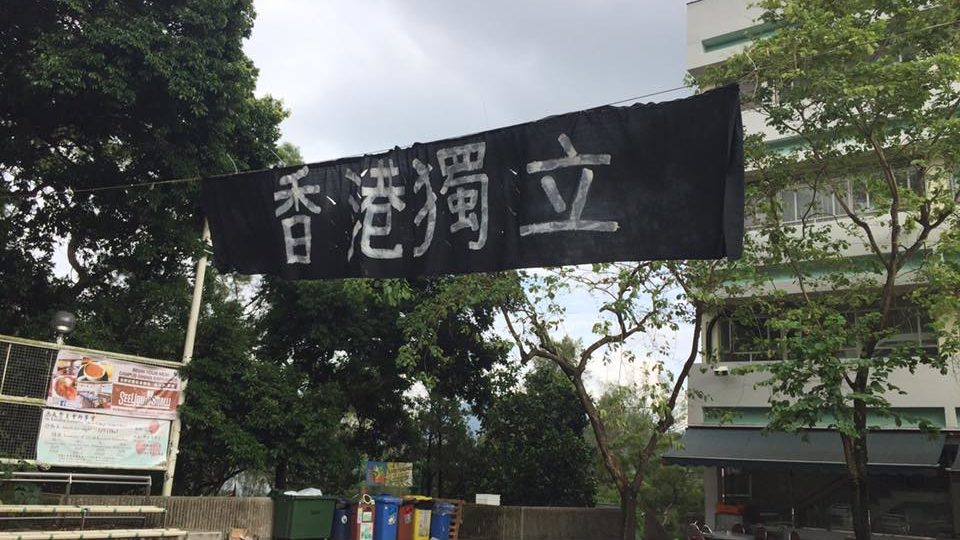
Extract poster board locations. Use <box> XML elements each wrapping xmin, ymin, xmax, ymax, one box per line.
<box><xmin>47</xmin><ymin>351</ymin><xmax>180</xmax><ymax>420</ymax></box>
<box><xmin>36</xmin><ymin>408</ymin><xmax>171</xmax><ymax>468</ymax></box>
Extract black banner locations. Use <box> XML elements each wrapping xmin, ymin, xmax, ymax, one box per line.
<box><xmin>201</xmin><ymin>85</ymin><xmax>743</xmax><ymax>279</ymax></box>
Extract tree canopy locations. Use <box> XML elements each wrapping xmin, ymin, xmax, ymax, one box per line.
<box><xmin>697</xmin><ymin>1</ymin><xmax>960</xmax><ymax>537</ymax></box>
<box><xmin>473</xmin><ymin>359</ymin><xmax>597</xmax><ymax>507</ymax></box>
<box><xmin>1</xmin><ymin>0</ymin><xmax>286</xmax><ymax>354</ymax></box>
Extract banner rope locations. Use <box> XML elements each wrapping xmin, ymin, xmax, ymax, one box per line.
<box><xmin>3</xmin><ymin>14</ymin><xmax>957</xmax><ymax>198</ymax></box>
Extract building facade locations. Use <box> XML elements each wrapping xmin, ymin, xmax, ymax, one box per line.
<box><xmin>667</xmin><ymin>1</ymin><xmax>960</xmax><ymax>536</ymax></box>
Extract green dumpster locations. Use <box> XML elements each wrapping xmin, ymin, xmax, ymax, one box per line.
<box><xmin>272</xmin><ymin>493</ymin><xmax>338</xmax><ymax>540</ymax></box>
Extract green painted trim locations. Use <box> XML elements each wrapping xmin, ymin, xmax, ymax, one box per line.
<box><xmin>704</xmin><ymin>407</ymin><xmax>769</xmax><ymax>426</ymax></box>
<box><xmin>765</xmin><ymin>135</ymin><xmax>805</xmax><ymax>154</ymax></box>
<box><xmin>702</xmin><ymin>22</ymin><xmax>778</xmax><ymax>53</ymax></box>
<box><xmin>702</xmin><ymin>406</ymin><xmax>945</xmax><ymax>428</ymax></box>
<box><xmin>757</xmin><ymin>252</ymin><xmax>928</xmax><ymax>283</ymax></box>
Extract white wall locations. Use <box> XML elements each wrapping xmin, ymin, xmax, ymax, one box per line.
<box><xmin>686</xmin><ymin>0</ymin><xmax>762</xmax><ymax>73</ymax></box>
<box><xmin>687</xmin><ymin>364</ymin><xmax>960</xmax><ymax>427</ymax></box>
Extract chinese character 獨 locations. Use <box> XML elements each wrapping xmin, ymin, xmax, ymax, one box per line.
<box><xmin>412</xmin><ymin>158</ymin><xmax>437</xmax><ymax>257</ymax></box>
<box><xmin>437</xmin><ymin>142</ymin><xmax>488</xmax><ymax>250</ymax></box>
<box><xmin>348</xmin><ymin>159</ymin><xmax>406</xmax><ymax>260</ymax></box>
<box><xmin>273</xmin><ymin>166</ymin><xmax>320</xmax><ymax>264</ymax></box>
<box><xmin>521</xmin><ymin>133</ymin><xmax>617</xmax><ymax>236</ymax></box>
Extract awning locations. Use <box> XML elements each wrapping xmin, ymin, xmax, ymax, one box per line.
<box><xmin>663</xmin><ymin>427</ymin><xmax>950</xmax><ymax>472</ymax></box>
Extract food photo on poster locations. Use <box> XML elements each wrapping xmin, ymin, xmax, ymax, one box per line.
<box><xmin>47</xmin><ymin>351</ymin><xmax>181</xmax><ymax>420</ymax></box>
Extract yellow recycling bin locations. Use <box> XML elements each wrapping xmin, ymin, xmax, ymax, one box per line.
<box><xmin>408</xmin><ymin>496</ymin><xmax>432</xmax><ymax>540</ymax></box>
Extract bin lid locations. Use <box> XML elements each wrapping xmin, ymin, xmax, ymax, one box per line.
<box><xmin>270</xmin><ymin>489</ymin><xmax>337</xmax><ymax>500</ymax></box>
<box><xmin>433</xmin><ymin>502</ymin><xmax>456</xmax><ymax>513</ymax></box>
<box><xmin>373</xmin><ymin>495</ymin><xmax>403</xmax><ymax>505</ymax></box>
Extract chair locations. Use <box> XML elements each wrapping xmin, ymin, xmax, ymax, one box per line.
<box><xmin>753</xmin><ymin>525</ymin><xmax>768</xmax><ymax>540</ymax></box>
<box><xmin>687</xmin><ymin>522</ymin><xmax>706</xmax><ymax>540</ymax></box>
<box><xmin>732</xmin><ymin>524</ymin><xmax>745</xmax><ymax>534</ymax></box>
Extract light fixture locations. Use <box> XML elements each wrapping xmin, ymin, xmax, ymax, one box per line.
<box><xmin>50</xmin><ymin>310</ymin><xmax>76</xmax><ymax>343</ymax></box>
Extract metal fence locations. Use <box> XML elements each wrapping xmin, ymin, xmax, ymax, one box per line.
<box><xmin>0</xmin><ymin>334</ymin><xmax>179</xmax><ymax>467</ymax></box>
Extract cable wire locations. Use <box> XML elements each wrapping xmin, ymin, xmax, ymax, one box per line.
<box><xmin>3</xmin><ymin>13</ymin><xmax>957</xmax><ymax>199</ymax></box>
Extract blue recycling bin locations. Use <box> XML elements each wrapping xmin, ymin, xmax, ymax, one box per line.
<box><xmin>331</xmin><ymin>499</ymin><xmax>351</xmax><ymax>540</ymax></box>
<box><xmin>429</xmin><ymin>502</ymin><xmax>455</xmax><ymax>540</ymax></box>
<box><xmin>373</xmin><ymin>495</ymin><xmax>402</xmax><ymax>540</ymax></box>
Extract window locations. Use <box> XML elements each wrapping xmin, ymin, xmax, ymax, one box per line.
<box><xmin>720</xmin><ymin>467</ymin><xmax>752</xmax><ymax>502</ymax></box>
<box><xmin>875</xmin><ymin>309</ymin><xmax>938</xmax><ymax>357</ymax></box>
<box><xmin>712</xmin><ymin>307</ymin><xmax>938</xmax><ymax>362</ymax></box>
<box><xmin>718</xmin><ymin>316</ymin><xmax>780</xmax><ymax>362</ymax></box>
<box><xmin>779</xmin><ymin>185</ymin><xmax>841</xmax><ymax>224</ymax></box>
<box><xmin>743</xmin><ymin>168</ymin><xmax>925</xmax><ymax>228</ymax></box>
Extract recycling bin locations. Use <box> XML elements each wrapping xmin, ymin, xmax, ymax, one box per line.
<box><xmin>397</xmin><ymin>499</ymin><xmax>416</xmax><ymax>540</ymax></box>
<box><xmin>352</xmin><ymin>497</ymin><xmax>375</xmax><ymax>540</ymax></box>
<box><xmin>332</xmin><ymin>499</ymin><xmax>352</xmax><ymax>540</ymax></box>
<box><xmin>272</xmin><ymin>493</ymin><xmax>337</xmax><ymax>540</ymax></box>
<box><xmin>373</xmin><ymin>495</ymin><xmax>402</xmax><ymax>540</ymax></box>
<box><xmin>411</xmin><ymin>497</ymin><xmax>433</xmax><ymax>540</ymax></box>
<box><xmin>429</xmin><ymin>502</ymin><xmax>455</xmax><ymax>540</ymax></box>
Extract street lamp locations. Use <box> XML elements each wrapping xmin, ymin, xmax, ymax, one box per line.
<box><xmin>50</xmin><ymin>310</ymin><xmax>76</xmax><ymax>344</ymax></box>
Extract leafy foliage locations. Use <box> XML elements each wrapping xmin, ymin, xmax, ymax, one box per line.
<box><xmin>473</xmin><ymin>360</ymin><xmax>597</xmax><ymax>506</ymax></box>
<box><xmin>594</xmin><ymin>385</ymin><xmax>701</xmax><ymax>539</ymax></box>
<box><xmin>697</xmin><ymin>1</ymin><xmax>960</xmax><ymax>537</ymax></box>
<box><xmin>0</xmin><ymin>0</ymin><xmax>286</xmax><ymax>355</ymax></box>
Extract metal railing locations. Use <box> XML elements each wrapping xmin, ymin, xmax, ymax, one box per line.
<box><xmin>1</xmin><ymin>472</ymin><xmax>153</xmax><ymax>496</ymax></box>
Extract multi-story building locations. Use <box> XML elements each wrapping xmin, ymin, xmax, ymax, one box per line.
<box><xmin>666</xmin><ymin>1</ymin><xmax>960</xmax><ymax>536</ymax></box>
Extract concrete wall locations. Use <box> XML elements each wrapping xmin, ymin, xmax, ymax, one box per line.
<box><xmin>458</xmin><ymin>504</ymin><xmax>621</xmax><ymax>540</ymax></box>
<box><xmin>687</xmin><ymin>364</ymin><xmax>960</xmax><ymax>428</ymax></box>
<box><xmin>686</xmin><ymin>0</ymin><xmax>760</xmax><ymax>72</ymax></box>
<box><xmin>61</xmin><ymin>495</ymin><xmax>272</xmax><ymax>540</ymax></box>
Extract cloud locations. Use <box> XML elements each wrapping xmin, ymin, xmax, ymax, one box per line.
<box><xmin>245</xmin><ymin>0</ymin><xmax>694</xmax><ymax>396</ymax></box>
<box><xmin>246</xmin><ymin>0</ymin><xmax>686</xmax><ymax>162</ymax></box>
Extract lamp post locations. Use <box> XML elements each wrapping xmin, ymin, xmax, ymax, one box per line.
<box><xmin>50</xmin><ymin>311</ymin><xmax>76</xmax><ymax>345</ymax></box>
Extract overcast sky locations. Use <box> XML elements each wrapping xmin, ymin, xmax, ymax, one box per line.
<box><xmin>244</xmin><ymin>0</ymin><xmax>694</xmax><ymax>391</ymax></box>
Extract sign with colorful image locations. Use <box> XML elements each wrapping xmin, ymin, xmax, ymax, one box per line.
<box><xmin>36</xmin><ymin>408</ymin><xmax>171</xmax><ymax>468</ymax></box>
<box><xmin>47</xmin><ymin>351</ymin><xmax>181</xmax><ymax>420</ymax></box>
<box><xmin>365</xmin><ymin>460</ymin><xmax>413</xmax><ymax>487</ymax></box>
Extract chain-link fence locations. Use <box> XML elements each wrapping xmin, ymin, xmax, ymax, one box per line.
<box><xmin>0</xmin><ymin>338</ymin><xmax>56</xmax><ymax>461</ymax></box>
<box><xmin>0</xmin><ymin>334</ymin><xmax>179</xmax><ymax>467</ymax></box>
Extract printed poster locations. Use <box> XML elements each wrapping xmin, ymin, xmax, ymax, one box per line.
<box><xmin>36</xmin><ymin>408</ymin><xmax>171</xmax><ymax>468</ymax></box>
<box><xmin>365</xmin><ymin>461</ymin><xmax>413</xmax><ymax>487</ymax></box>
<box><xmin>47</xmin><ymin>351</ymin><xmax>181</xmax><ymax>420</ymax></box>
<box><xmin>385</xmin><ymin>462</ymin><xmax>413</xmax><ymax>487</ymax></box>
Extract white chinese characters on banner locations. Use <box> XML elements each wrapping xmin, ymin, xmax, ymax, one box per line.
<box><xmin>347</xmin><ymin>159</ymin><xmax>406</xmax><ymax>260</ymax></box>
<box><xmin>275</xmin><ymin>137</ymin><xmax>619</xmax><ymax>265</ymax></box>
<box><xmin>274</xmin><ymin>166</ymin><xmax>321</xmax><ymax>264</ymax></box>
<box><xmin>522</xmin><ymin>133</ymin><xmax>617</xmax><ymax>236</ymax></box>
<box><xmin>411</xmin><ymin>158</ymin><xmax>437</xmax><ymax>258</ymax></box>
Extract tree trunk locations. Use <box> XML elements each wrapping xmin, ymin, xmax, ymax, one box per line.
<box><xmin>644</xmin><ymin>504</ymin><xmax>671</xmax><ymax>540</ymax></box>
<box><xmin>274</xmin><ymin>459</ymin><xmax>288</xmax><ymax>491</ymax></box>
<box><xmin>620</xmin><ymin>490</ymin><xmax>638</xmax><ymax>540</ymax></box>
<box><xmin>437</xmin><ymin>408</ymin><xmax>444</xmax><ymax>498</ymax></box>
<box><xmin>840</xmin><ymin>400</ymin><xmax>871</xmax><ymax>540</ymax></box>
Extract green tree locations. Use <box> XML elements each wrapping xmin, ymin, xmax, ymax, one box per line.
<box><xmin>255</xmin><ymin>275</ymin><xmax>516</xmax><ymax>488</ymax></box>
<box><xmin>473</xmin><ymin>358</ymin><xmax>597</xmax><ymax>507</ymax></box>
<box><xmin>697</xmin><ymin>1</ymin><xmax>960</xmax><ymax>537</ymax></box>
<box><xmin>407</xmin><ymin>393</ymin><xmax>480</xmax><ymax>500</ymax></box>
<box><xmin>0</xmin><ymin>0</ymin><xmax>285</xmax><ymax>357</ymax></box>
<box><xmin>499</xmin><ymin>263</ymin><xmax>727</xmax><ymax>540</ymax></box>
<box><xmin>594</xmin><ymin>384</ymin><xmax>702</xmax><ymax>539</ymax></box>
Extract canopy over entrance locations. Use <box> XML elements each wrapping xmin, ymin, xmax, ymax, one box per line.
<box><xmin>663</xmin><ymin>427</ymin><xmax>956</xmax><ymax>472</ymax></box>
